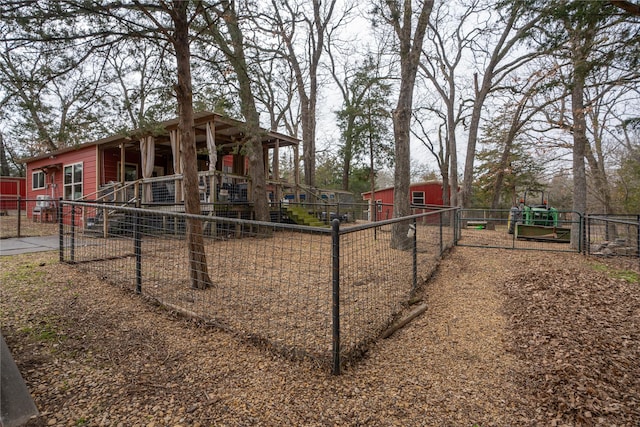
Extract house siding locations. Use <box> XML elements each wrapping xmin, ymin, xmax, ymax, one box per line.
<box><xmin>25</xmin><ymin>145</ymin><xmax>98</xmax><ymax>218</ymax></box>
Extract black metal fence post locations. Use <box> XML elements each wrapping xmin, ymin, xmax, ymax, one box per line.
<box><xmin>70</xmin><ymin>204</ymin><xmax>76</xmax><ymax>263</ymax></box>
<box><xmin>135</xmin><ymin>192</ymin><xmax>142</xmax><ymax>294</ymax></box>
<box><xmin>373</xmin><ymin>201</ymin><xmax>378</xmax><ymax>240</ymax></box>
<box><xmin>439</xmin><ymin>211</ymin><xmax>444</xmax><ymax>256</ymax></box>
<box><xmin>58</xmin><ymin>199</ymin><xmax>64</xmax><ymax>263</ymax></box>
<box><xmin>511</xmin><ymin>210</ymin><xmax>516</xmax><ymax>249</ymax></box>
<box><xmin>16</xmin><ymin>196</ymin><xmax>21</xmax><ymax>238</ymax></box>
<box><xmin>454</xmin><ymin>209</ymin><xmax>459</xmax><ymax>245</ymax></box>
<box><xmin>331</xmin><ymin>218</ymin><xmax>341</xmax><ymax>376</ymax></box>
<box><xmin>579</xmin><ymin>213</ymin><xmax>584</xmax><ymax>255</ymax></box>
<box><xmin>412</xmin><ymin>218</ymin><xmax>417</xmax><ymax>291</ymax></box>
<box><xmin>637</xmin><ymin>215</ymin><xmax>639</xmax><ymax>260</ymax></box>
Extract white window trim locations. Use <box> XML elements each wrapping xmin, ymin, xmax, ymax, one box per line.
<box><xmin>32</xmin><ymin>170</ymin><xmax>45</xmax><ymax>190</ymax></box>
<box><xmin>412</xmin><ymin>191</ymin><xmax>425</xmax><ymax>205</ymax></box>
<box><xmin>376</xmin><ymin>199</ymin><xmax>383</xmax><ymax>212</ymax></box>
<box><xmin>63</xmin><ymin>162</ymin><xmax>83</xmax><ymax>200</ymax></box>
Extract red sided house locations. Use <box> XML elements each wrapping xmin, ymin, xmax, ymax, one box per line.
<box><xmin>361</xmin><ymin>181</ymin><xmax>446</xmax><ymax>221</ymax></box>
<box><xmin>23</xmin><ymin>111</ymin><xmax>301</xmax><ymax>222</ymax></box>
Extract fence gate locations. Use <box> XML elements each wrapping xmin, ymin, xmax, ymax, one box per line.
<box><xmin>456</xmin><ymin>209</ymin><xmax>582</xmax><ymax>253</ymax></box>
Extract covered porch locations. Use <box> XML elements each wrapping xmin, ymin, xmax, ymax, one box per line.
<box><xmin>93</xmin><ymin>111</ymin><xmax>301</xmax><ymax>206</ymax></box>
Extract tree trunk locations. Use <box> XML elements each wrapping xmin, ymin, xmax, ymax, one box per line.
<box><xmin>341</xmin><ymin>115</ymin><xmax>356</xmax><ymax>192</ymax></box>
<box><xmin>441</xmin><ymin>173</ymin><xmax>450</xmax><ymax>207</ymax></box>
<box><xmin>275</xmin><ymin>0</ymin><xmax>336</xmax><ymax>192</ymax></box>
<box><xmin>585</xmin><ymin>130</ymin><xmax>613</xmax><ymax>214</ymax></box>
<box><xmin>172</xmin><ymin>1</ymin><xmax>211</xmax><ymax>289</ymax></box>
<box><xmin>462</xmin><ymin>75</ymin><xmax>489</xmax><ymax>208</ymax></box>
<box><xmin>201</xmin><ymin>1</ymin><xmax>270</xmax><ymax>223</ymax></box>
<box><xmin>446</xmin><ymin>87</ymin><xmax>458</xmax><ymax>208</ymax></box>
<box><xmin>0</xmin><ymin>132</ymin><xmax>10</xmax><ymax>176</ymax></box>
<box><xmin>566</xmin><ymin>12</ymin><xmax>598</xmax><ymax>250</ymax></box>
<box><xmin>461</xmin><ymin>7</ymin><xmax>530</xmax><ymax>208</ymax></box>
<box><xmin>389</xmin><ymin>0</ymin><xmax>434</xmax><ymax>250</ymax></box>
<box><xmin>392</xmin><ymin>103</ymin><xmax>413</xmax><ymax>250</ymax></box>
<box><xmin>221</xmin><ymin>2</ymin><xmax>270</xmax><ymax>223</ymax></box>
<box><xmin>570</xmin><ymin>73</ymin><xmax>588</xmax><ymax>250</ymax></box>
<box><xmin>300</xmin><ymin>93</ymin><xmax>316</xmax><ymax>189</ymax></box>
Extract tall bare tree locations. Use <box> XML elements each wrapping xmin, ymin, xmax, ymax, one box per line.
<box><xmin>104</xmin><ymin>38</ymin><xmax>175</xmax><ymax>131</ymax></box>
<box><xmin>268</xmin><ymin>0</ymin><xmax>339</xmax><ymax>191</ymax></box>
<box><xmin>460</xmin><ymin>2</ymin><xmax>543</xmax><ymax>208</ymax></box>
<box><xmin>199</xmin><ymin>0</ymin><xmax>271</xmax><ymax>222</ymax></box>
<box><xmin>528</xmin><ymin>0</ymin><xmax>640</xmax><ymax>246</ymax></box>
<box><xmin>132</xmin><ymin>0</ymin><xmax>212</xmax><ymax>288</ymax></box>
<box><xmin>418</xmin><ymin>1</ymin><xmax>477</xmax><ymax>207</ymax></box>
<box><xmin>375</xmin><ymin>0</ymin><xmax>434</xmax><ymax>249</ymax></box>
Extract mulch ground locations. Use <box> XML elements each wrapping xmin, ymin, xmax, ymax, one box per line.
<box><xmin>1</xmin><ymin>244</ymin><xmax>638</xmax><ymax>426</ymax></box>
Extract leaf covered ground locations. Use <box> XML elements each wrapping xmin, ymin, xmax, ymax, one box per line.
<box><xmin>1</xmin><ymin>245</ymin><xmax>638</xmax><ymax>426</ymax></box>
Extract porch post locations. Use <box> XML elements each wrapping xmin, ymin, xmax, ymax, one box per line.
<box><xmin>140</xmin><ymin>135</ymin><xmax>155</xmax><ymax>203</ymax></box>
<box><xmin>263</xmin><ymin>145</ymin><xmax>270</xmax><ymax>203</ymax></box>
<box><xmin>206</xmin><ymin>120</ymin><xmax>217</xmax><ymax>203</ymax></box>
<box><xmin>119</xmin><ymin>143</ymin><xmax>126</xmax><ymax>203</ymax></box>
<box><xmin>273</xmin><ymin>139</ymin><xmax>281</xmax><ymax>202</ymax></box>
<box><xmin>119</xmin><ymin>143</ymin><xmax>126</xmax><ymax>184</ymax></box>
<box><xmin>170</xmin><ymin>129</ymin><xmax>183</xmax><ymax>203</ymax></box>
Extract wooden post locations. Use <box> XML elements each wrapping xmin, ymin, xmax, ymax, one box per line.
<box><xmin>119</xmin><ymin>143</ymin><xmax>126</xmax><ymax>184</ymax></box>
<box><xmin>273</xmin><ymin>140</ymin><xmax>281</xmax><ymax>202</ymax></box>
<box><xmin>103</xmin><ymin>206</ymin><xmax>108</xmax><ymax>239</ymax></box>
<box><xmin>263</xmin><ymin>145</ymin><xmax>269</xmax><ymax>178</ymax></box>
<box><xmin>118</xmin><ymin>143</ymin><xmax>126</xmax><ymax>203</ymax></box>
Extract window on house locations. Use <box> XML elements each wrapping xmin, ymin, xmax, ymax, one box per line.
<box><xmin>376</xmin><ymin>199</ymin><xmax>383</xmax><ymax>212</ymax></box>
<box><xmin>117</xmin><ymin>162</ymin><xmax>138</xmax><ymax>181</ymax></box>
<box><xmin>412</xmin><ymin>191</ymin><xmax>425</xmax><ymax>205</ymax></box>
<box><xmin>64</xmin><ymin>163</ymin><xmax>83</xmax><ymax>200</ymax></box>
<box><xmin>32</xmin><ymin>171</ymin><xmax>45</xmax><ymax>190</ymax></box>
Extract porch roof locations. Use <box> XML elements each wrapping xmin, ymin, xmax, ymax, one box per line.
<box><xmin>22</xmin><ymin>111</ymin><xmax>299</xmax><ymax>163</ymax></box>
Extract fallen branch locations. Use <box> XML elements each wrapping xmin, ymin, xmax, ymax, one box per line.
<box><xmin>382</xmin><ymin>303</ymin><xmax>428</xmax><ymax>339</ymax></box>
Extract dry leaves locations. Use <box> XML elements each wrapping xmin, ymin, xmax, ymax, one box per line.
<box><xmin>1</xmin><ymin>246</ymin><xmax>638</xmax><ymax>426</ymax></box>
<box><xmin>502</xmin><ymin>257</ymin><xmax>640</xmax><ymax>426</ymax></box>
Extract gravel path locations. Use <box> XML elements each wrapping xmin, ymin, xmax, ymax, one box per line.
<box><xmin>1</xmin><ymin>246</ymin><xmax>638</xmax><ymax>426</ymax></box>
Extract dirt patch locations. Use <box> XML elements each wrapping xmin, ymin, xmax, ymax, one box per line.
<box><xmin>64</xmin><ymin>226</ymin><xmax>444</xmax><ymax>366</ymax></box>
<box><xmin>1</xmin><ymin>247</ymin><xmax>638</xmax><ymax>426</ymax></box>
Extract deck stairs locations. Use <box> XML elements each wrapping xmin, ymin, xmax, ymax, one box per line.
<box><xmin>283</xmin><ymin>205</ymin><xmax>326</xmax><ymax>227</ymax></box>
<box><xmin>82</xmin><ymin>181</ymin><xmax>139</xmax><ymax>235</ymax></box>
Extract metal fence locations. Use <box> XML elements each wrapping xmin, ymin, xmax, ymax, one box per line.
<box><xmin>0</xmin><ymin>196</ymin><xmax>59</xmax><ymax>238</ymax></box>
<box><xmin>456</xmin><ymin>208</ymin><xmax>582</xmax><ymax>253</ymax></box>
<box><xmin>58</xmin><ymin>200</ymin><xmax>457</xmax><ymax>374</ymax></box>
<box><xmin>586</xmin><ymin>214</ymin><xmax>639</xmax><ymax>259</ymax></box>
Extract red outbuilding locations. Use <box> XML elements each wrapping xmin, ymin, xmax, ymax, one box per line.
<box><xmin>361</xmin><ymin>181</ymin><xmax>447</xmax><ymax>220</ymax></box>
<box><xmin>0</xmin><ymin>176</ymin><xmax>26</xmax><ymax>211</ymax></box>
